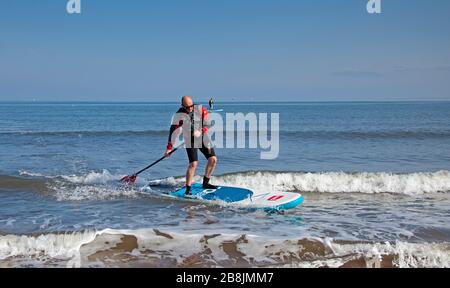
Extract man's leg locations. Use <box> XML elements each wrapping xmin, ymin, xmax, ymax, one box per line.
<box><xmin>205</xmin><ymin>156</ymin><xmax>217</xmax><ymax>179</ymax></box>
<box><xmin>200</xmin><ymin>147</ymin><xmax>218</xmax><ymax>189</ymax></box>
<box><xmin>185</xmin><ymin>148</ymin><xmax>199</xmax><ymax>195</ymax></box>
<box><xmin>186</xmin><ymin>161</ymin><xmax>198</xmax><ymax>187</ymax></box>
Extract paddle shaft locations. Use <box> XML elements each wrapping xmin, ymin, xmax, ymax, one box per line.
<box><xmin>133</xmin><ymin>144</ymin><xmax>182</xmax><ymax>176</ymax></box>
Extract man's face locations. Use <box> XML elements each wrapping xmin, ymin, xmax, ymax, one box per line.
<box><xmin>182</xmin><ymin>98</ymin><xmax>194</xmax><ymax>112</ymax></box>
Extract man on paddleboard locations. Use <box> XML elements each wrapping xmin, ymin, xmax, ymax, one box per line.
<box><xmin>209</xmin><ymin>97</ymin><xmax>214</xmax><ymax>110</ymax></box>
<box><xmin>165</xmin><ymin>96</ymin><xmax>218</xmax><ymax>195</ymax></box>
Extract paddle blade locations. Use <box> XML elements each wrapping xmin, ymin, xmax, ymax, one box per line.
<box><xmin>120</xmin><ymin>174</ymin><xmax>137</xmax><ymax>185</ymax></box>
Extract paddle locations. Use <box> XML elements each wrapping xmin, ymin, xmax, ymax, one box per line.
<box><xmin>120</xmin><ymin>143</ymin><xmax>184</xmax><ymax>185</ymax></box>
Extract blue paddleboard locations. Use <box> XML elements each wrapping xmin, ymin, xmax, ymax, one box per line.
<box><xmin>170</xmin><ymin>183</ymin><xmax>252</xmax><ymax>202</ymax></box>
<box><xmin>170</xmin><ymin>183</ymin><xmax>304</xmax><ymax>210</ymax></box>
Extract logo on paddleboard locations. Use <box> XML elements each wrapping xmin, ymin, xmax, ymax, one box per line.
<box><xmin>267</xmin><ymin>195</ymin><xmax>284</xmax><ymax>201</ymax></box>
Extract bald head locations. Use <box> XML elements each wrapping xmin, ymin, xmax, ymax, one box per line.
<box><xmin>181</xmin><ymin>96</ymin><xmax>193</xmax><ymax>108</ymax></box>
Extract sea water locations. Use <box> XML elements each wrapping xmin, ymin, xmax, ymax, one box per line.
<box><xmin>0</xmin><ymin>101</ymin><xmax>449</xmax><ymax>267</ymax></box>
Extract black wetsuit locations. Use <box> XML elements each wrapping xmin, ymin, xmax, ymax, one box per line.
<box><xmin>167</xmin><ymin>106</ymin><xmax>216</xmax><ymax>163</ymax></box>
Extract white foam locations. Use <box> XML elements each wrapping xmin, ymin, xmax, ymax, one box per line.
<box><xmin>0</xmin><ymin>230</ymin><xmax>98</xmax><ymax>268</ymax></box>
<box><xmin>21</xmin><ymin>169</ymin><xmax>147</xmax><ymax>186</ymax></box>
<box><xmin>148</xmin><ymin>176</ymin><xmax>183</xmax><ymax>187</ymax></box>
<box><xmin>330</xmin><ymin>241</ymin><xmax>450</xmax><ymax>268</ymax></box>
<box><xmin>61</xmin><ymin>170</ymin><xmax>119</xmax><ymax>185</ymax></box>
<box><xmin>18</xmin><ymin>170</ymin><xmax>148</xmax><ymax>201</ymax></box>
<box><xmin>53</xmin><ymin>185</ymin><xmax>139</xmax><ymax>202</ymax></box>
<box><xmin>1</xmin><ymin>229</ymin><xmax>449</xmax><ymax>268</ymax></box>
<box><xmin>19</xmin><ymin>170</ymin><xmax>51</xmax><ymax>178</ymax></box>
<box><xmin>21</xmin><ymin>169</ymin><xmax>450</xmax><ymax>197</ymax></box>
<box><xmin>153</xmin><ymin>170</ymin><xmax>450</xmax><ymax>196</ymax></box>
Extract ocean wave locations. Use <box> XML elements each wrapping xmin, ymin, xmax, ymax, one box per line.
<box><xmin>50</xmin><ymin>170</ymin><xmax>145</xmax><ymax>201</ymax></box>
<box><xmin>59</xmin><ymin>170</ymin><xmax>120</xmax><ymax>185</ymax></box>
<box><xmin>150</xmin><ymin>170</ymin><xmax>450</xmax><ymax>196</ymax></box>
<box><xmin>0</xmin><ymin>230</ymin><xmax>98</xmax><ymax>268</ymax></box>
<box><xmin>13</xmin><ymin>170</ymin><xmax>145</xmax><ymax>201</ymax></box>
<box><xmin>0</xmin><ymin>175</ymin><xmax>49</xmax><ymax>193</ymax></box>
<box><xmin>1</xmin><ymin>228</ymin><xmax>449</xmax><ymax>268</ymax></box>
<box><xmin>8</xmin><ymin>169</ymin><xmax>450</xmax><ymax>202</ymax></box>
<box><xmin>19</xmin><ymin>169</ymin><xmax>124</xmax><ymax>185</ymax></box>
<box><xmin>52</xmin><ymin>185</ymin><xmax>141</xmax><ymax>202</ymax></box>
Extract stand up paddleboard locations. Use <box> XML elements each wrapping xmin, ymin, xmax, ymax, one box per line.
<box><xmin>170</xmin><ymin>183</ymin><xmax>304</xmax><ymax>210</ymax></box>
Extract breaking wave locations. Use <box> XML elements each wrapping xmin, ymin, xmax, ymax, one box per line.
<box><xmin>15</xmin><ymin>170</ymin><xmax>145</xmax><ymax>201</ymax></box>
<box><xmin>7</xmin><ymin>169</ymin><xmax>450</xmax><ymax>202</ymax></box>
<box><xmin>1</xmin><ymin>228</ymin><xmax>449</xmax><ymax>268</ymax></box>
<box><xmin>0</xmin><ymin>175</ymin><xmax>49</xmax><ymax>193</ymax></box>
<box><xmin>149</xmin><ymin>170</ymin><xmax>450</xmax><ymax>196</ymax></box>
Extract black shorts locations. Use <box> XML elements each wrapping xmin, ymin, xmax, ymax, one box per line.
<box><xmin>186</xmin><ymin>146</ymin><xmax>216</xmax><ymax>163</ymax></box>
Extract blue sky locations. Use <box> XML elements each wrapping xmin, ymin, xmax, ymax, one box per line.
<box><xmin>1</xmin><ymin>0</ymin><xmax>450</xmax><ymax>102</ymax></box>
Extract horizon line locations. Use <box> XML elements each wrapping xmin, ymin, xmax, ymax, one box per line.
<box><xmin>2</xmin><ymin>100</ymin><xmax>450</xmax><ymax>104</ymax></box>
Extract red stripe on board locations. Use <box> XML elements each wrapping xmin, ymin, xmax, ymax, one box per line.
<box><xmin>267</xmin><ymin>195</ymin><xmax>284</xmax><ymax>201</ymax></box>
